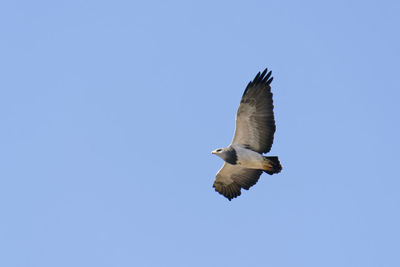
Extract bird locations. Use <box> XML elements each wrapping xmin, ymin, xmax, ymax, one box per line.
<box><xmin>211</xmin><ymin>67</ymin><xmax>282</xmax><ymax>200</ymax></box>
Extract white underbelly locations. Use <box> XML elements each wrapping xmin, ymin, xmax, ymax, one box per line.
<box><xmin>233</xmin><ymin>145</ymin><xmax>264</xmax><ymax>169</ymax></box>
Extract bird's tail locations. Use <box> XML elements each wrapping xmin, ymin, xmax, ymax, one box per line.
<box><xmin>262</xmin><ymin>156</ymin><xmax>282</xmax><ymax>175</ymax></box>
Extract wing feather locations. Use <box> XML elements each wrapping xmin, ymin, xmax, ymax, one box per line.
<box><xmin>213</xmin><ymin>163</ymin><xmax>263</xmax><ymax>200</ymax></box>
<box><xmin>232</xmin><ymin>68</ymin><xmax>276</xmax><ymax>153</ymax></box>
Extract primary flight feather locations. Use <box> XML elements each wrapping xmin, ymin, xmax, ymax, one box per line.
<box><xmin>211</xmin><ymin>68</ymin><xmax>282</xmax><ymax>200</ymax></box>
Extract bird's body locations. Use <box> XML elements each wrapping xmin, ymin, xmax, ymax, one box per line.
<box><xmin>224</xmin><ymin>145</ymin><xmax>264</xmax><ymax>169</ymax></box>
<box><xmin>211</xmin><ymin>68</ymin><xmax>282</xmax><ymax>200</ymax></box>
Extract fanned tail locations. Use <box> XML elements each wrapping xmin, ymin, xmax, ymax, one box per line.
<box><xmin>262</xmin><ymin>156</ymin><xmax>282</xmax><ymax>175</ymax></box>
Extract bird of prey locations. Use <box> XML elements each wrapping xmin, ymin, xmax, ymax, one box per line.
<box><xmin>211</xmin><ymin>68</ymin><xmax>282</xmax><ymax>200</ymax></box>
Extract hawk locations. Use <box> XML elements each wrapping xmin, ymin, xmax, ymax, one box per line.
<box><xmin>211</xmin><ymin>68</ymin><xmax>282</xmax><ymax>200</ymax></box>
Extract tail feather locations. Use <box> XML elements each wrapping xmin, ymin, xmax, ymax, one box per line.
<box><xmin>263</xmin><ymin>156</ymin><xmax>282</xmax><ymax>175</ymax></box>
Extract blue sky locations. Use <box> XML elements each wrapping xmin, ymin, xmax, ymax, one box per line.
<box><xmin>1</xmin><ymin>0</ymin><xmax>400</xmax><ymax>266</ymax></box>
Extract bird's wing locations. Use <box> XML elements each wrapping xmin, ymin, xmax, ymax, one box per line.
<box><xmin>232</xmin><ymin>68</ymin><xmax>276</xmax><ymax>153</ymax></box>
<box><xmin>213</xmin><ymin>163</ymin><xmax>263</xmax><ymax>200</ymax></box>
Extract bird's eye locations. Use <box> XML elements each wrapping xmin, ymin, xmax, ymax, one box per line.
<box><xmin>217</xmin><ymin>149</ymin><xmax>222</xmax><ymax>152</ymax></box>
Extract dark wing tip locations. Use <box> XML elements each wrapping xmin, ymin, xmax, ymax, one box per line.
<box><xmin>263</xmin><ymin>70</ymin><xmax>272</xmax><ymax>83</ymax></box>
<box><xmin>260</xmin><ymin>68</ymin><xmax>268</xmax><ymax>79</ymax></box>
<box><xmin>213</xmin><ymin>181</ymin><xmax>241</xmax><ymax>201</ymax></box>
<box><xmin>245</xmin><ymin>67</ymin><xmax>274</xmax><ymax>91</ymax></box>
<box><xmin>252</xmin><ymin>71</ymin><xmax>261</xmax><ymax>84</ymax></box>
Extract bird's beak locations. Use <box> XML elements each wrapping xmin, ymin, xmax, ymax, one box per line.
<box><xmin>211</xmin><ymin>150</ymin><xmax>216</xmax><ymax>154</ymax></box>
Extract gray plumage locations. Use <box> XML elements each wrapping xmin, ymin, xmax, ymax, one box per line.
<box><xmin>215</xmin><ymin>147</ymin><xmax>237</xmax><ymax>165</ymax></box>
<box><xmin>233</xmin><ymin>68</ymin><xmax>276</xmax><ymax>153</ymax></box>
<box><xmin>213</xmin><ymin>163</ymin><xmax>263</xmax><ymax>200</ymax></box>
<box><xmin>211</xmin><ymin>68</ymin><xmax>282</xmax><ymax>201</ymax></box>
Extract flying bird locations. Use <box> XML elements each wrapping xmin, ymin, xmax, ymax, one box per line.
<box><xmin>212</xmin><ymin>68</ymin><xmax>282</xmax><ymax>200</ymax></box>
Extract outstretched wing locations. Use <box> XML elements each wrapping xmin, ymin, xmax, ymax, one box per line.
<box><xmin>232</xmin><ymin>68</ymin><xmax>276</xmax><ymax>153</ymax></box>
<box><xmin>213</xmin><ymin>163</ymin><xmax>263</xmax><ymax>200</ymax></box>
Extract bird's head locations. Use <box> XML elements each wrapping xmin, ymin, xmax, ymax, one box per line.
<box><xmin>211</xmin><ymin>148</ymin><xmax>224</xmax><ymax>155</ymax></box>
<box><xmin>211</xmin><ymin>148</ymin><xmax>226</xmax><ymax>160</ymax></box>
<box><xmin>212</xmin><ymin>147</ymin><xmax>237</xmax><ymax>164</ymax></box>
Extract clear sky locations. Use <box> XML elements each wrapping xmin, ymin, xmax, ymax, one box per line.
<box><xmin>1</xmin><ymin>0</ymin><xmax>399</xmax><ymax>266</ymax></box>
